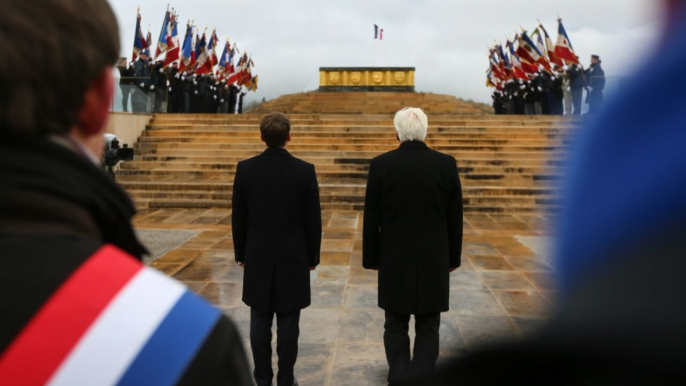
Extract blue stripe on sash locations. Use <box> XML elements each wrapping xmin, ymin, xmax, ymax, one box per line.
<box><xmin>115</xmin><ymin>291</ymin><xmax>222</xmax><ymax>386</ymax></box>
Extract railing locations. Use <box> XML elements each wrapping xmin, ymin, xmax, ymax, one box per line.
<box><xmin>111</xmin><ymin>76</ymin><xmax>245</xmax><ymax>114</ymax></box>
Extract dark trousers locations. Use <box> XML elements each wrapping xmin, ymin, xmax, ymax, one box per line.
<box><xmin>250</xmin><ymin>308</ymin><xmax>301</xmax><ymax>386</ymax></box>
<box><xmin>120</xmin><ymin>85</ymin><xmax>131</xmax><ymax>112</ymax></box>
<box><xmin>384</xmin><ymin>311</ymin><xmax>440</xmax><ymax>384</ymax></box>
<box><xmin>572</xmin><ymin>88</ymin><xmax>584</xmax><ymax>115</ymax></box>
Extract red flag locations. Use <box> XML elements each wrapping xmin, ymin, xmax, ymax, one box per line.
<box><xmin>539</xmin><ymin>24</ymin><xmax>563</xmax><ymax>67</ymax></box>
<box><xmin>554</xmin><ymin>19</ymin><xmax>580</xmax><ymax>65</ymax></box>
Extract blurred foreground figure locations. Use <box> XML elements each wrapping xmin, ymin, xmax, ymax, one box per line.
<box><xmin>406</xmin><ymin>1</ymin><xmax>686</xmax><ymax>384</ymax></box>
<box><xmin>0</xmin><ymin>1</ymin><xmax>252</xmax><ymax>385</ymax></box>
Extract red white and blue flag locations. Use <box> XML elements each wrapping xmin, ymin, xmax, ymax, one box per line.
<box><xmin>516</xmin><ymin>32</ymin><xmax>543</xmax><ymax>74</ymax></box>
<box><xmin>162</xmin><ymin>14</ymin><xmax>180</xmax><ymax>68</ymax></box>
<box><xmin>0</xmin><ymin>246</ymin><xmax>222</xmax><ymax>386</ymax></box>
<box><xmin>131</xmin><ymin>11</ymin><xmax>148</xmax><ymax>62</ymax></box>
<box><xmin>154</xmin><ymin>10</ymin><xmax>171</xmax><ymax>59</ymax></box>
<box><xmin>506</xmin><ymin>40</ymin><xmax>528</xmax><ymax>80</ymax></box>
<box><xmin>194</xmin><ymin>33</ymin><xmax>213</xmax><ymax>74</ymax></box>
<box><xmin>218</xmin><ymin>42</ymin><xmax>234</xmax><ymax>76</ymax></box>
<box><xmin>555</xmin><ymin>19</ymin><xmax>580</xmax><ymax>65</ymax></box>
<box><xmin>179</xmin><ymin>23</ymin><xmax>195</xmax><ymax>71</ymax></box>
<box><xmin>539</xmin><ymin>24</ymin><xmax>563</xmax><ymax>67</ymax></box>
<box><xmin>374</xmin><ymin>24</ymin><xmax>384</xmax><ymax>40</ymax></box>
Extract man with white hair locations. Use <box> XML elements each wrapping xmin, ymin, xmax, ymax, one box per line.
<box><xmin>363</xmin><ymin>107</ymin><xmax>463</xmax><ymax>384</ymax></box>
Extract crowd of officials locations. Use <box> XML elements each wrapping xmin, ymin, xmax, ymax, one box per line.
<box><xmin>492</xmin><ymin>56</ymin><xmax>606</xmax><ymax>116</ymax></box>
<box><xmin>117</xmin><ymin>53</ymin><xmax>247</xmax><ymax>114</ymax></box>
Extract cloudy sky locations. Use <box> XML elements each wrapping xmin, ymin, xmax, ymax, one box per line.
<box><xmin>109</xmin><ymin>0</ymin><xmax>664</xmax><ymax>105</ymax></box>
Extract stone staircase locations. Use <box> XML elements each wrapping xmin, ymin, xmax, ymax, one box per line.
<box><xmin>118</xmin><ymin>113</ymin><xmax>574</xmax><ymax>214</ymax></box>
<box><xmin>251</xmin><ymin>92</ymin><xmax>493</xmax><ymax>115</ymax></box>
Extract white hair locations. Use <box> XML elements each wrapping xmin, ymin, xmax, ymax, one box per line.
<box><xmin>394</xmin><ymin>107</ymin><xmax>428</xmax><ymax>142</ymax></box>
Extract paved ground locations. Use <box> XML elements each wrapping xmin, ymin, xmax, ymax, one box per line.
<box><xmin>135</xmin><ymin>209</ymin><xmax>557</xmax><ymax>386</ymax></box>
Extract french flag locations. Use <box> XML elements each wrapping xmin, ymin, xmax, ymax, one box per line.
<box><xmin>131</xmin><ymin>13</ymin><xmax>146</xmax><ymax>62</ymax></box>
<box><xmin>0</xmin><ymin>246</ymin><xmax>221</xmax><ymax>386</ymax></box>
<box><xmin>374</xmin><ymin>24</ymin><xmax>384</xmax><ymax>40</ymax></box>
<box><xmin>179</xmin><ymin>23</ymin><xmax>195</xmax><ymax>71</ymax></box>
<box><xmin>555</xmin><ymin>19</ymin><xmax>580</xmax><ymax>65</ymax></box>
<box><xmin>154</xmin><ymin>10</ymin><xmax>170</xmax><ymax>60</ymax></box>
<box><xmin>163</xmin><ymin>16</ymin><xmax>180</xmax><ymax>68</ymax></box>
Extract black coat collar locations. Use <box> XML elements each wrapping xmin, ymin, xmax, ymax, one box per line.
<box><xmin>262</xmin><ymin>147</ymin><xmax>291</xmax><ymax>156</ymax></box>
<box><xmin>399</xmin><ymin>141</ymin><xmax>429</xmax><ymax>150</ymax></box>
<box><xmin>0</xmin><ymin>138</ymin><xmax>148</xmax><ymax>260</ymax></box>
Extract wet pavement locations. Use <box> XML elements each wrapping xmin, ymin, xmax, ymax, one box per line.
<box><xmin>135</xmin><ymin>208</ymin><xmax>557</xmax><ymax>386</ymax></box>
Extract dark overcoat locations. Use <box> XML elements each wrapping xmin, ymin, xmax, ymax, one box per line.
<box><xmin>232</xmin><ymin>148</ymin><xmax>322</xmax><ymax>313</ymax></box>
<box><xmin>363</xmin><ymin>141</ymin><xmax>463</xmax><ymax>315</ymax></box>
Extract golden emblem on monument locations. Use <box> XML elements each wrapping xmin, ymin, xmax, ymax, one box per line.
<box><xmin>328</xmin><ymin>72</ymin><xmax>340</xmax><ymax>85</ymax></box>
<box><xmin>350</xmin><ymin>72</ymin><xmax>362</xmax><ymax>85</ymax></box>
<box><xmin>394</xmin><ymin>72</ymin><xmax>406</xmax><ymax>84</ymax></box>
<box><xmin>372</xmin><ymin>72</ymin><xmax>384</xmax><ymax>84</ymax></box>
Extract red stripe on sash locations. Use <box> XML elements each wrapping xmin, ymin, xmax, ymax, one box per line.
<box><xmin>0</xmin><ymin>245</ymin><xmax>142</xmax><ymax>385</ymax></box>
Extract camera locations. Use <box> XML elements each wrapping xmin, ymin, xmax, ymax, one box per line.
<box><xmin>103</xmin><ymin>134</ymin><xmax>134</xmax><ymax>178</ymax></box>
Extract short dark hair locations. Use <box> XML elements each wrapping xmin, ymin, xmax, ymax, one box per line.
<box><xmin>260</xmin><ymin>113</ymin><xmax>291</xmax><ymax>148</ymax></box>
<box><xmin>0</xmin><ymin>0</ymin><xmax>120</xmax><ymax>140</ymax></box>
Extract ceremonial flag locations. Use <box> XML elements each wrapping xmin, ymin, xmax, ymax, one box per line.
<box><xmin>226</xmin><ymin>54</ymin><xmax>242</xmax><ymax>85</ymax></box>
<box><xmin>506</xmin><ymin>40</ymin><xmax>528</xmax><ymax>80</ymax></box>
<box><xmin>489</xmin><ymin>49</ymin><xmax>505</xmax><ymax>81</ymax></box>
<box><xmin>179</xmin><ymin>22</ymin><xmax>195</xmax><ymax>71</ymax></box>
<box><xmin>532</xmin><ymin>29</ymin><xmax>553</xmax><ymax>73</ymax></box>
<box><xmin>131</xmin><ymin>10</ymin><xmax>147</xmax><ymax>61</ymax></box>
<box><xmin>374</xmin><ymin>24</ymin><xmax>384</xmax><ymax>40</ymax></box>
<box><xmin>237</xmin><ymin>54</ymin><xmax>253</xmax><ymax>86</ymax></box>
<box><xmin>208</xmin><ymin>31</ymin><xmax>219</xmax><ymax>67</ymax></box>
<box><xmin>555</xmin><ymin>19</ymin><xmax>580</xmax><ymax>64</ymax></box>
<box><xmin>250</xmin><ymin>75</ymin><xmax>258</xmax><ymax>92</ymax></box>
<box><xmin>496</xmin><ymin>44</ymin><xmax>514</xmax><ymax>79</ymax></box>
<box><xmin>516</xmin><ymin>32</ymin><xmax>543</xmax><ymax>74</ymax></box>
<box><xmin>143</xmin><ymin>31</ymin><xmax>152</xmax><ymax>57</ymax></box>
<box><xmin>539</xmin><ymin>24</ymin><xmax>563</xmax><ymax>67</ymax></box>
<box><xmin>195</xmin><ymin>33</ymin><xmax>213</xmax><ymax>74</ymax></box>
<box><xmin>218</xmin><ymin>42</ymin><xmax>234</xmax><ymax>76</ymax></box>
<box><xmin>163</xmin><ymin>14</ymin><xmax>180</xmax><ymax>68</ymax></box>
<box><xmin>154</xmin><ymin>9</ymin><xmax>170</xmax><ymax>59</ymax></box>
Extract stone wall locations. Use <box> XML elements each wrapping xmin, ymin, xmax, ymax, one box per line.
<box><xmin>106</xmin><ymin>113</ymin><xmax>152</xmax><ymax>147</ymax></box>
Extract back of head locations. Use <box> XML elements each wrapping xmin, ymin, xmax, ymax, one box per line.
<box><xmin>0</xmin><ymin>0</ymin><xmax>120</xmax><ymax>141</ymax></box>
<box><xmin>394</xmin><ymin>108</ymin><xmax>428</xmax><ymax>142</ymax></box>
<box><xmin>260</xmin><ymin>112</ymin><xmax>291</xmax><ymax>148</ymax></box>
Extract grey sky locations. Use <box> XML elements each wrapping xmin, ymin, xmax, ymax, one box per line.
<box><xmin>110</xmin><ymin>0</ymin><xmax>663</xmax><ymax>105</ymax></box>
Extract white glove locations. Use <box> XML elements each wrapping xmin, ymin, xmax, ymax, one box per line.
<box><xmin>520</xmin><ymin>85</ymin><xmax>526</xmax><ymax>90</ymax></box>
<box><xmin>181</xmin><ymin>76</ymin><xmax>186</xmax><ymax>81</ymax></box>
<box><xmin>215</xmin><ymin>82</ymin><xmax>219</xmax><ymax>86</ymax></box>
<box><xmin>538</xmin><ymin>86</ymin><xmax>543</xmax><ymax>91</ymax></box>
<box><xmin>166</xmin><ymin>80</ymin><xmax>170</xmax><ymax>86</ymax></box>
<box><xmin>169</xmin><ymin>87</ymin><xmax>172</xmax><ymax>92</ymax></box>
<box><xmin>150</xmin><ymin>85</ymin><xmax>155</xmax><ymax>90</ymax></box>
<box><xmin>509</xmin><ymin>96</ymin><xmax>513</xmax><ymax>100</ymax></box>
<box><xmin>221</xmin><ymin>99</ymin><xmax>224</xmax><ymax>103</ymax></box>
<box><xmin>193</xmin><ymin>80</ymin><xmax>197</xmax><ymax>85</ymax></box>
<box><xmin>567</xmin><ymin>87</ymin><xmax>571</xmax><ymax>92</ymax></box>
<box><xmin>589</xmin><ymin>87</ymin><xmax>594</xmax><ymax>92</ymax></box>
<box><xmin>563</xmin><ymin>65</ymin><xmax>569</xmax><ymax>71</ymax></box>
<box><xmin>194</xmin><ymin>90</ymin><xmax>198</xmax><ymax>94</ymax></box>
<box><xmin>175</xmin><ymin>73</ymin><xmax>180</xmax><ymax>79</ymax></box>
<box><xmin>527</xmin><ymin>80</ymin><xmax>532</xmax><ymax>84</ymax></box>
<box><xmin>514</xmin><ymin>92</ymin><xmax>518</xmax><ymax>96</ymax></box>
<box><xmin>159</xmin><ymin>68</ymin><xmax>164</xmax><ymax>73</ymax></box>
<box><xmin>213</xmin><ymin>95</ymin><xmax>217</xmax><ymax>100</ymax></box>
<box><xmin>551</xmin><ymin>76</ymin><xmax>557</xmax><ymax>80</ymax></box>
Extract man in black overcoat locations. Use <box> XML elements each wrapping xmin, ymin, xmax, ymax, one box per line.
<box><xmin>586</xmin><ymin>55</ymin><xmax>606</xmax><ymax>114</ymax></box>
<box><xmin>232</xmin><ymin>112</ymin><xmax>322</xmax><ymax>386</ymax></box>
<box><xmin>363</xmin><ymin>107</ymin><xmax>463</xmax><ymax>384</ymax></box>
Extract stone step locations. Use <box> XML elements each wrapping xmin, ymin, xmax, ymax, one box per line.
<box><xmin>120</xmin><ymin>161</ymin><xmax>558</xmax><ymax>176</ymax></box>
<box><xmin>133</xmin><ymin>198</ymin><xmax>559</xmax><ymax>214</ymax></box>
<box><xmin>132</xmin><ymin>149</ymin><xmax>564</xmax><ymax>160</ymax></box>
<box><xmin>133</xmin><ymin>142</ymin><xmax>564</xmax><ymax>153</ymax></box>
<box><xmin>132</xmin><ymin>155</ymin><xmax>566</xmax><ymax>167</ymax></box>
<box><xmin>142</xmin><ymin>129</ymin><xmax>571</xmax><ymax>139</ymax></box>
<box><xmin>137</xmin><ymin>136</ymin><xmax>564</xmax><ymax>147</ymax></box>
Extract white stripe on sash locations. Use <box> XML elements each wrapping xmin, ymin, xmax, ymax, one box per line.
<box><xmin>47</xmin><ymin>268</ymin><xmax>186</xmax><ymax>386</ymax></box>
